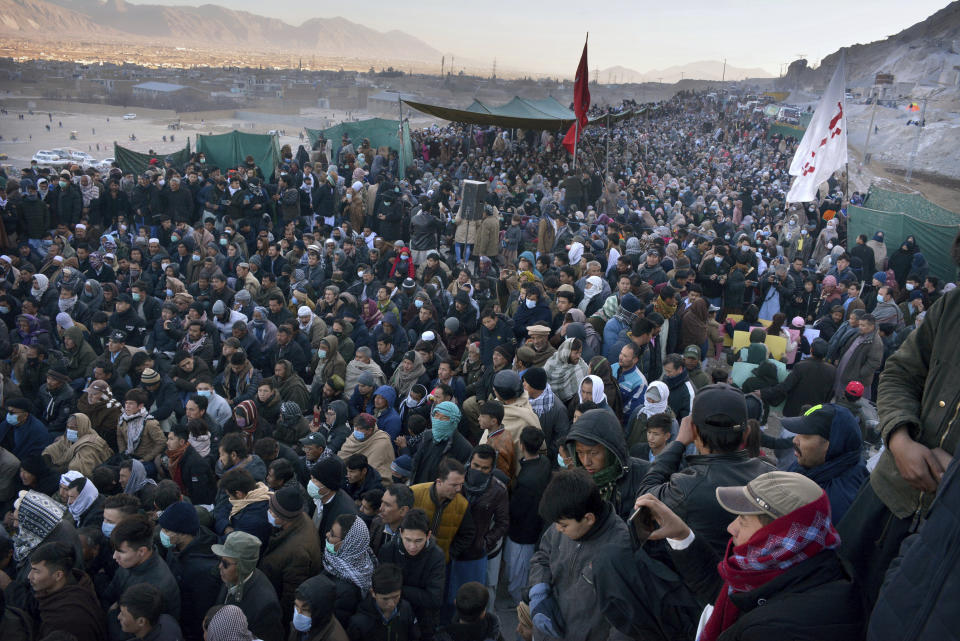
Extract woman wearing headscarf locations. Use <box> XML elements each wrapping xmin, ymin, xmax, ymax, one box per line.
<box><xmin>223</xmin><ymin>400</ymin><xmax>265</xmax><ymax>452</ymax></box>
<box><xmin>42</xmin><ymin>413</ymin><xmax>113</xmax><ymax>477</ymax></box>
<box><xmin>12</xmin><ymin>313</ymin><xmax>52</xmax><ymax>348</ymax></box>
<box><xmin>543</xmin><ymin>337</ymin><xmax>589</xmax><ymax>404</ymax></box>
<box><xmin>626</xmin><ymin>380</ymin><xmax>672</xmax><ymax>447</ymax></box>
<box><xmin>679</xmin><ymin>297</ymin><xmax>709</xmax><ymax>355</ymax></box>
<box><xmin>812</xmin><ymin>219</ymin><xmax>838</xmax><ymax>264</ymax></box>
<box><xmin>79</xmin><ymin>278</ymin><xmax>104</xmax><ymax>312</ymax></box>
<box><xmin>588</xmin><ymin>356</ymin><xmax>623</xmax><ymax>420</ymax></box>
<box><xmin>321</xmin><ymin>513</ymin><xmax>376</xmax><ymax>629</ymax></box>
<box><xmin>816</xmin><ymin>275</ymin><xmax>843</xmax><ymax>318</ymax></box>
<box><xmin>579</xmin><ymin>275</ymin><xmax>606</xmax><ymax>316</ymax></box>
<box><xmin>204</xmin><ymin>605</ymin><xmax>257</xmax><ymax>641</ymax></box>
<box><xmin>576</xmin><ymin>374</ymin><xmax>611</xmax><ymax>412</ymax></box>
<box><xmin>122</xmin><ymin>458</ymin><xmax>157</xmax><ymax>497</ymax></box>
<box><xmin>389</xmin><ymin>351</ymin><xmax>429</xmax><ymax>401</ymax></box>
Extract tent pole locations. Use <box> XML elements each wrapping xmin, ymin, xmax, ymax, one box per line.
<box><xmin>397</xmin><ymin>96</ymin><xmax>404</xmax><ymax>180</ymax></box>
<box><xmin>605</xmin><ymin>114</ymin><xmax>610</xmax><ymax>177</ymax></box>
<box><xmin>573</xmin><ymin>119</ymin><xmax>579</xmax><ymax>169</ymax></box>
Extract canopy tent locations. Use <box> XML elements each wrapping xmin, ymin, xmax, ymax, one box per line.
<box><xmin>195</xmin><ymin>131</ymin><xmax>280</xmax><ymax>178</ymax></box>
<box><xmin>113</xmin><ymin>141</ymin><xmax>191</xmax><ymax>175</ymax></box>
<box><xmin>849</xmin><ymin>186</ymin><xmax>959</xmax><ymax>282</ymax></box>
<box><xmin>305</xmin><ymin>118</ymin><xmax>413</xmax><ymax>179</ymax></box>
<box><xmin>402</xmin><ymin>96</ymin><xmax>640</xmax><ymax>130</ymax></box>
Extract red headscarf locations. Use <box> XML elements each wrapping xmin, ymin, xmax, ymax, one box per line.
<box><xmin>389</xmin><ymin>248</ymin><xmax>415</xmax><ymax>279</ymax></box>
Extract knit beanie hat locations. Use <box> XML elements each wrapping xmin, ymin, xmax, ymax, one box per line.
<box><xmin>269</xmin><ymin>486</ymin><xmax>302</xmax><ymax>520</ymax></box>
<box><xmin>521</xmin><ymin>367</ymin><xmax>548</xmax><ymax>391</ymax></box>
<box><xmin>157</xmin><ymin>500</ymin><xmax>200</xmax><ymax>535</ymax></box>
<box><xmin>311</xmin><ymin>457</ymin><xmax>344</xmax><ymax>491</ymax></box>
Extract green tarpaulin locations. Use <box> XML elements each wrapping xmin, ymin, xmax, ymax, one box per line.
<box><xmin>113</xmin><ymin>141</ymin><xmax>191</xmax><ymax>175</ymax></box>
<box><xmin>849</xmin><ymin>186</ymin><xmax>960</xmax><ymax>282</ymax></box>
<box><xmin>305</xmin><ymin>118</ymin><xmax>413</xmax><ymax>179</ymax></box>
<box><xmin>767</xmin><ymin>122</ymin><xmax>806</xmax><ymax>140</ymax></box>
<box><xmin>403</xmin><ymin>96</ymin><xmax>639</xmax><ymax>130</ymax></box>
<box><xmin>195</xmin><ymin>131</ymin><xmax>280</xmax><ymax>178</ymax></box>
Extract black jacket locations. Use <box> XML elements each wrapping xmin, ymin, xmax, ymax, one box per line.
<box><xmin>410</xmin><ymin>430</ymin><xmax>473</xmax><ymax>486</ymax></box>
<box><xmin>565</xmin><ymin>409</ymin><xmax>651</xmax><ymax>520</ymax></box>
<box><xmin>758</xmin><ymin>357</ymin><xmax>837</xmax><ymax>417</ymax></box>
<box><xmin>377</xmin><ymin>535</ymin><xmax>446</xmax><ymax>634</ymax></box>
<box><xmin>177</xmin><ymin>444</ymin><xmax>217</xmax><ymax>505</ymax></box>
<box><xmin>409</xmin><ymin>209</ymin><xmax>444</xmax><ymax>251</ymax></box>
<box><xmin>639</xmin><ymin>442</ymin><xmax>775</xmax><ymax>556</ymax></box>
<box><xmin>217</xmin><ymin>568</ymin><xmax>283</xmax><ymax>641</ymax></box>
<box><xmin>348</xmin><ymin>594</ymin><xmax>420</xmax><ymax>641</ymax></box>
<box><xmin>508</xmin><ymin>455</ymin><xmax>552</xmax><ymax>544</ymax></box>
<box><xmin>164</xmin><ymin>527</ymin><xmax>222</xmax><ymax>641</ymax></box>
<box><xmin>672</xmin><ymin>534</ymin><xmax>863</xmax><ymax>641</ymax></box>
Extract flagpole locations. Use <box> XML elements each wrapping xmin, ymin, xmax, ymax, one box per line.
<box><xmin>573</xmin><ymin>119</ymin><xmax>579</xmax><ymax>170</ymax></box>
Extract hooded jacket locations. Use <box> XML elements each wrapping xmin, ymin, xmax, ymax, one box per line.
<box><xmin>314</xmin><ymin>334</ymin><xmax>347</xmax><ymax>390</ymax></box>
<box><xmin>337</xmin><ymin>423</ymin><xmax>395</xmax><ymax>480</ymax></box>
<box><xmin>63</xmin><ymin>326</ymin><xmax>97</xmax><ymax>380</ymax></box>
<box><xmin>371</xmin><ymin>384</ymin><xmax>402</xmax><ymax>441</ymax></box>
<box><xmin>292</xmin><ymin>574</ymin><xmax>349</xmax><ymax>641</ymax></box>
<box><xmin>42</xmin><ymin>412</ymin><xmax>113</xmax><ymax>477</ymax></box>
<box><xmin>565</xmin><ymin>409</ymin><xmax>651</xmax><ymax>520</ymax></box>
<box><xmin>318</xmin><ymin>399</ymin><xmax>352</xmax><ymax>454</ymax></box>
<box><xmin>789</xmin><ymin>405</ymin><xmax>867</xmax><ymax>522</ymax></box>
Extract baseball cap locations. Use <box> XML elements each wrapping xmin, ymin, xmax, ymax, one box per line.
<box><xmin>781</xmin><ymin>404</ymin><xmax>835</xmax><ymax>440</ymax></box>
<box><xmin>845</xmin><ymin>381</ymin><xmax>865</xmax><ymax>398</ymax></box>
<box><xmin>716</xmin><ymin>471</ymin><xmax>825</xmax><ymax>520</ymax></box>
<box><xmin>682</xmin><ymin>345</ymin><xmax>701</xmax><ymax>360</ymax></box>
<box><xmin>300</xmin><ymin>432</ymin><xmax>327</xmax><ymax>447</ymax></box>
<box><xmin>690</xmin><ymin>383</ymin><xmax>747</xmax><ymax>432</ymax></box>
<box><xmin>109</xmin><ymin>329</ymin><xmax>127</xmax><ymax>343</ymax></box>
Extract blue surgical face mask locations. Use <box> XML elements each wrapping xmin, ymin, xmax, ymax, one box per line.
<box><xmin>159</xmin><ymin>530</ymin><xmax>174</xmax><ymax>548</ymax></box>
<box><xmin>353</xmin><ymin>429</ymin><xmax>366</xmax><ymax>441</ymax></box>
<box><xmin>307</xmin><ymin>480</ymin><xmax>321</xmax><ymax>500</ymax></box>
<box><xmin>220</xmin><ymin>238</ymin><xmax>228</xmax><ymax>246</ymax></box>
<box><xmin>524</xmin><ymin>298</ymin><xmax>535</xmax><ymax>309</ymax></box>
<box><xmin>101</xmin><ymin>521</ymin><xmax>116</xmax><ymax>537</ymax></box>
<box><xmin>0</xmin><ymin>306</ymin><xmax>9</xmax><ymax>314</ymax></box>
<box><xmin>66</xmin><ymin>428</ymin><xmax>79</xmax><ymax>442</ymax></box>
<box><xmin>192</xmin><ymin>254</ymin><xmax>201</xmax><ymax>262</ymax></box>
<box><xmin>197</xmin><ymin>390</ymin><xmax>212</xmax><ymax>398</ymax></box>
<box><xmin>6</xmin><ymin>413</ymin><xmax>17</xmax><ymax>425</ymax></box>
<box><xmin>325</xmin><ymin>540</ymin><xmax>337</xmax><ymax>555</ymax></box>
<box><xmin>557</xmin><ymin>453</ymin><xmax>567</xmax><ymax>468</ymax></box>
<box><xmin>906</xmin><ymin>283</ymin><xmax>915</xmax><ymax>291</ymax></box>
<box><xmin>131</xmin><ymin>292</ymin><xmax>141</xmax><ymax>302</ymax></box>
<box><xmin>293</xmin><ymin>608</ymin><xmax>312</xmax><ymax>632</ymax></box>
<box><xmin>171</xmin><ymin>234</ymin><xmax>179</xmax><ymax>242</ymax></box>
<box><xmin>317</xmin><ymin>349</ymin><xmax>327</xmax><ymax>359</ymax></box>
<box><xmin>267</xmin><ymin>511</ymin><xmax>278</xmax><ymax>527</ymax></box>
<box><xmin>414</xmin><ymin>299</ymin><xmax>424</xmax><ymax>309</ymax></box>
<box><xmin>877</xmin><ymin>294</ymin><xmax>884</xmax><ymax>303</ymax></box>
<box><xmin>166</xmin><ymin>289</ymin><xmax>174</xmax><ymax>298</ymax></box>
<box><xmin>291</xmin><ymin>296</ymin><xmax>298</xmax><ymax>305</ymax></box>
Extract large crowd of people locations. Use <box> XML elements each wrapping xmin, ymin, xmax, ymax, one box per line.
<box><xmin>0</xmin><ymin>89</ymin><xmax>956</xmax><ymax>641</ymax></box>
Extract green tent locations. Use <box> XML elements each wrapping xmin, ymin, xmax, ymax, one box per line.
<box><xmin>305</xmin><ymin>118</ymin><xmax>413</xmax><ymax>179</ymax></box>
<box><xmin>113</xmin><ymin>141</ymin><xmax>191</xmax><ymax>175</ymax></box>
<box><xmin>848</xmin><ymin>187</ymin><xmax>960</xmax><ymax>282</ymax></box>
<box><xmin>402</xmin><ymin>96</ymin><xmax>638</xmax><ymax>130</ymax></box>
<box><xmin>195</xmin><ymin>131</ymin><xmax>280</xmax><ymax>178</ymax></box>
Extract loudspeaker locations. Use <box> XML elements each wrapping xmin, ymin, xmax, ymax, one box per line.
<box><xmin>460</xmin><ymin>180</ymin><xmax>487</xmax><ymax>221</ymax></box>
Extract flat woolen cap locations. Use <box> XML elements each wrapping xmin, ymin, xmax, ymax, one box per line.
<box><xmin>157</xmin><ymin>501</ymin><xmax>200</xmax><ymax>535</ymax></box>
<box><xmin>716</xmin><ymin>471</ymin><xmax>825</xmax><ymax>520</ymax></box>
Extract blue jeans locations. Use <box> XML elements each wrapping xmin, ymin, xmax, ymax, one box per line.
<box><xmin>455</xmin><ymin>243</ymin><xmax>473</xmax><ymax>264</ymax></box>
<box><xmin>447</xmin><ymin>557</ymin><xmax>487</xmax><ymax>603</ymax></box>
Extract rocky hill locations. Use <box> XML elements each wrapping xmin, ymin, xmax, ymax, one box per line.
<box><xmin>0</xmin><ymin>0</ymin><xmax>443</xmax><ymax>62</ymax></box>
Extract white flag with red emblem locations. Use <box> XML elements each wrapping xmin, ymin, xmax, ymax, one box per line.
<box><xmin>786</xmin><ymin>56</ymin><xmax>847</xmax><ymax>203</ymax></box>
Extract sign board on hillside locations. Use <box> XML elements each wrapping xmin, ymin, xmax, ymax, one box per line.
<box><xmin>875</xmin><ymin>73</ymin><xmax>894</xmax><ymax>85</ymax></box>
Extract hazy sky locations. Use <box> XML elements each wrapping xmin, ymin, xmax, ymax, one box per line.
<box><xmin>125</xmin><ymin>0</ymin><xmax>948</xmax><ymax>76</ymax></box>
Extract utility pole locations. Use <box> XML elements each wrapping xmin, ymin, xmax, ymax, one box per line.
<box><xmin>721</xmin><ymin>58</ymin><xmax>726</xmax><ymax>83</ymax></box>
<box><xmin>905</xmin><ymin>94</ymin><xmax>929</xmax><ymax>183</ymax></box>
<box><xmin>862</xmin><ymin>86</ymin><xmax>879</xmax><ymax>166</ymax></box>
<box><xmin>441</xmin><ymin>55</ymin><xmax>444</xmax><ymax>78</ymax></box>
<box><xmin>492</xmin><ymin>58</ymin><xmax>497</xmax><ymax>80</ymax></box>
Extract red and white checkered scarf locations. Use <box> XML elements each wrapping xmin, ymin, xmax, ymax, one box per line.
<box><xmin>701</xmin><ymin>491</ymin><xmax>840</xmax><ymax>641</ymax></box>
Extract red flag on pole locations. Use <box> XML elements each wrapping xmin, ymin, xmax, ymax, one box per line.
<box><xmin>563</xmin><ymin>35</ymin><xmax>590</xmax><ymax>156</ymax></box>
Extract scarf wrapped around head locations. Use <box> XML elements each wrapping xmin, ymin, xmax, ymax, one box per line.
<box><xmin>63</xmin><ymin>474</ymin><xmax>99</xmax><ymax>525</ymax></box>
<box><xmin>13</xmin><ymin>490</ymin><xmax>66</xmax><ymax>562</ymax></box>
<box><xmin>124</xmin><ymin>458</ymin><xmax>157</xmax><ymax>494</ymax></box>
<box><xmin>543</xmin><ymin>338</ymin><xmax>589</xmax><ymax>402</ymax></box>
<box><xmin>206</xmin><ymin>605</ymin><xmax>254</xmax><ymax>641</ymax></box>
<box><xmin>322</xmin><ymin>515</ymin><xmax>376</xmax><ymax>595</ymax></box>
<box><xmin>390</xmin><ymin>351</ymin><xmax>426</xmax><ymax>400</ymax></box>
<box><xmin>430</xmin><ymin>400</ymin><xmax>461</xmax><ymax>442</ymax></box>
<box><xmin>701</xmin><ymin>491</ymin><xmax>840</xmax><ymax>641</ymax></box>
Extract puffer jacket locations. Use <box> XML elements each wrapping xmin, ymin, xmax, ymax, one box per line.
<box><xmin>868</xmin><ymin>451</ymin><xmax>960</xmax><ymax>640</ymax></box>
<box><xmin>638</xmin><ymin>435</ymin><xmax>776</xmax><ymax>556</ymax></box>
<box><xmin>529</xmin><ymin>501</ymin><xmax>632</xmax><ymax>641</ymax></box>
<box><xmin>565</xmin><ymin>408</ymin><xmax>650</xmax><ymax>520</ymax></box>
<box><xmin>875</xmin><ymin>287</ymin><xmax>960</xmax><ymax>519</ymax></box>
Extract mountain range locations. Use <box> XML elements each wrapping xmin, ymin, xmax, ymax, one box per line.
<box><xmin>598</xmin><ymin>61</ymin><xmax>775</xmax><ymax>84</ymax></box>
<box><xmin>0</xmin><ymin>0</ymin><xmax>444</xmax><ymax>62</ymax></box>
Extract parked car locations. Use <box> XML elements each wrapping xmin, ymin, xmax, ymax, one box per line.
<box><xmin>70</xmin><ymin>151</ymin><xmax>96</xmax><ymax>164</ymax></box>
<box><xmin>32</xmin><ymin>151</ymin><xmax>62</xmax><ymax>166</ymax></box>
<box><xmin>123</xmin><ymin>113</ymin><xmax>137</xmax><ymax>120</ymax></box>
<box><xmin>94</xmin><ymin>157</ymin><xmax>116</xmax><ymax>171</ymax></box>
